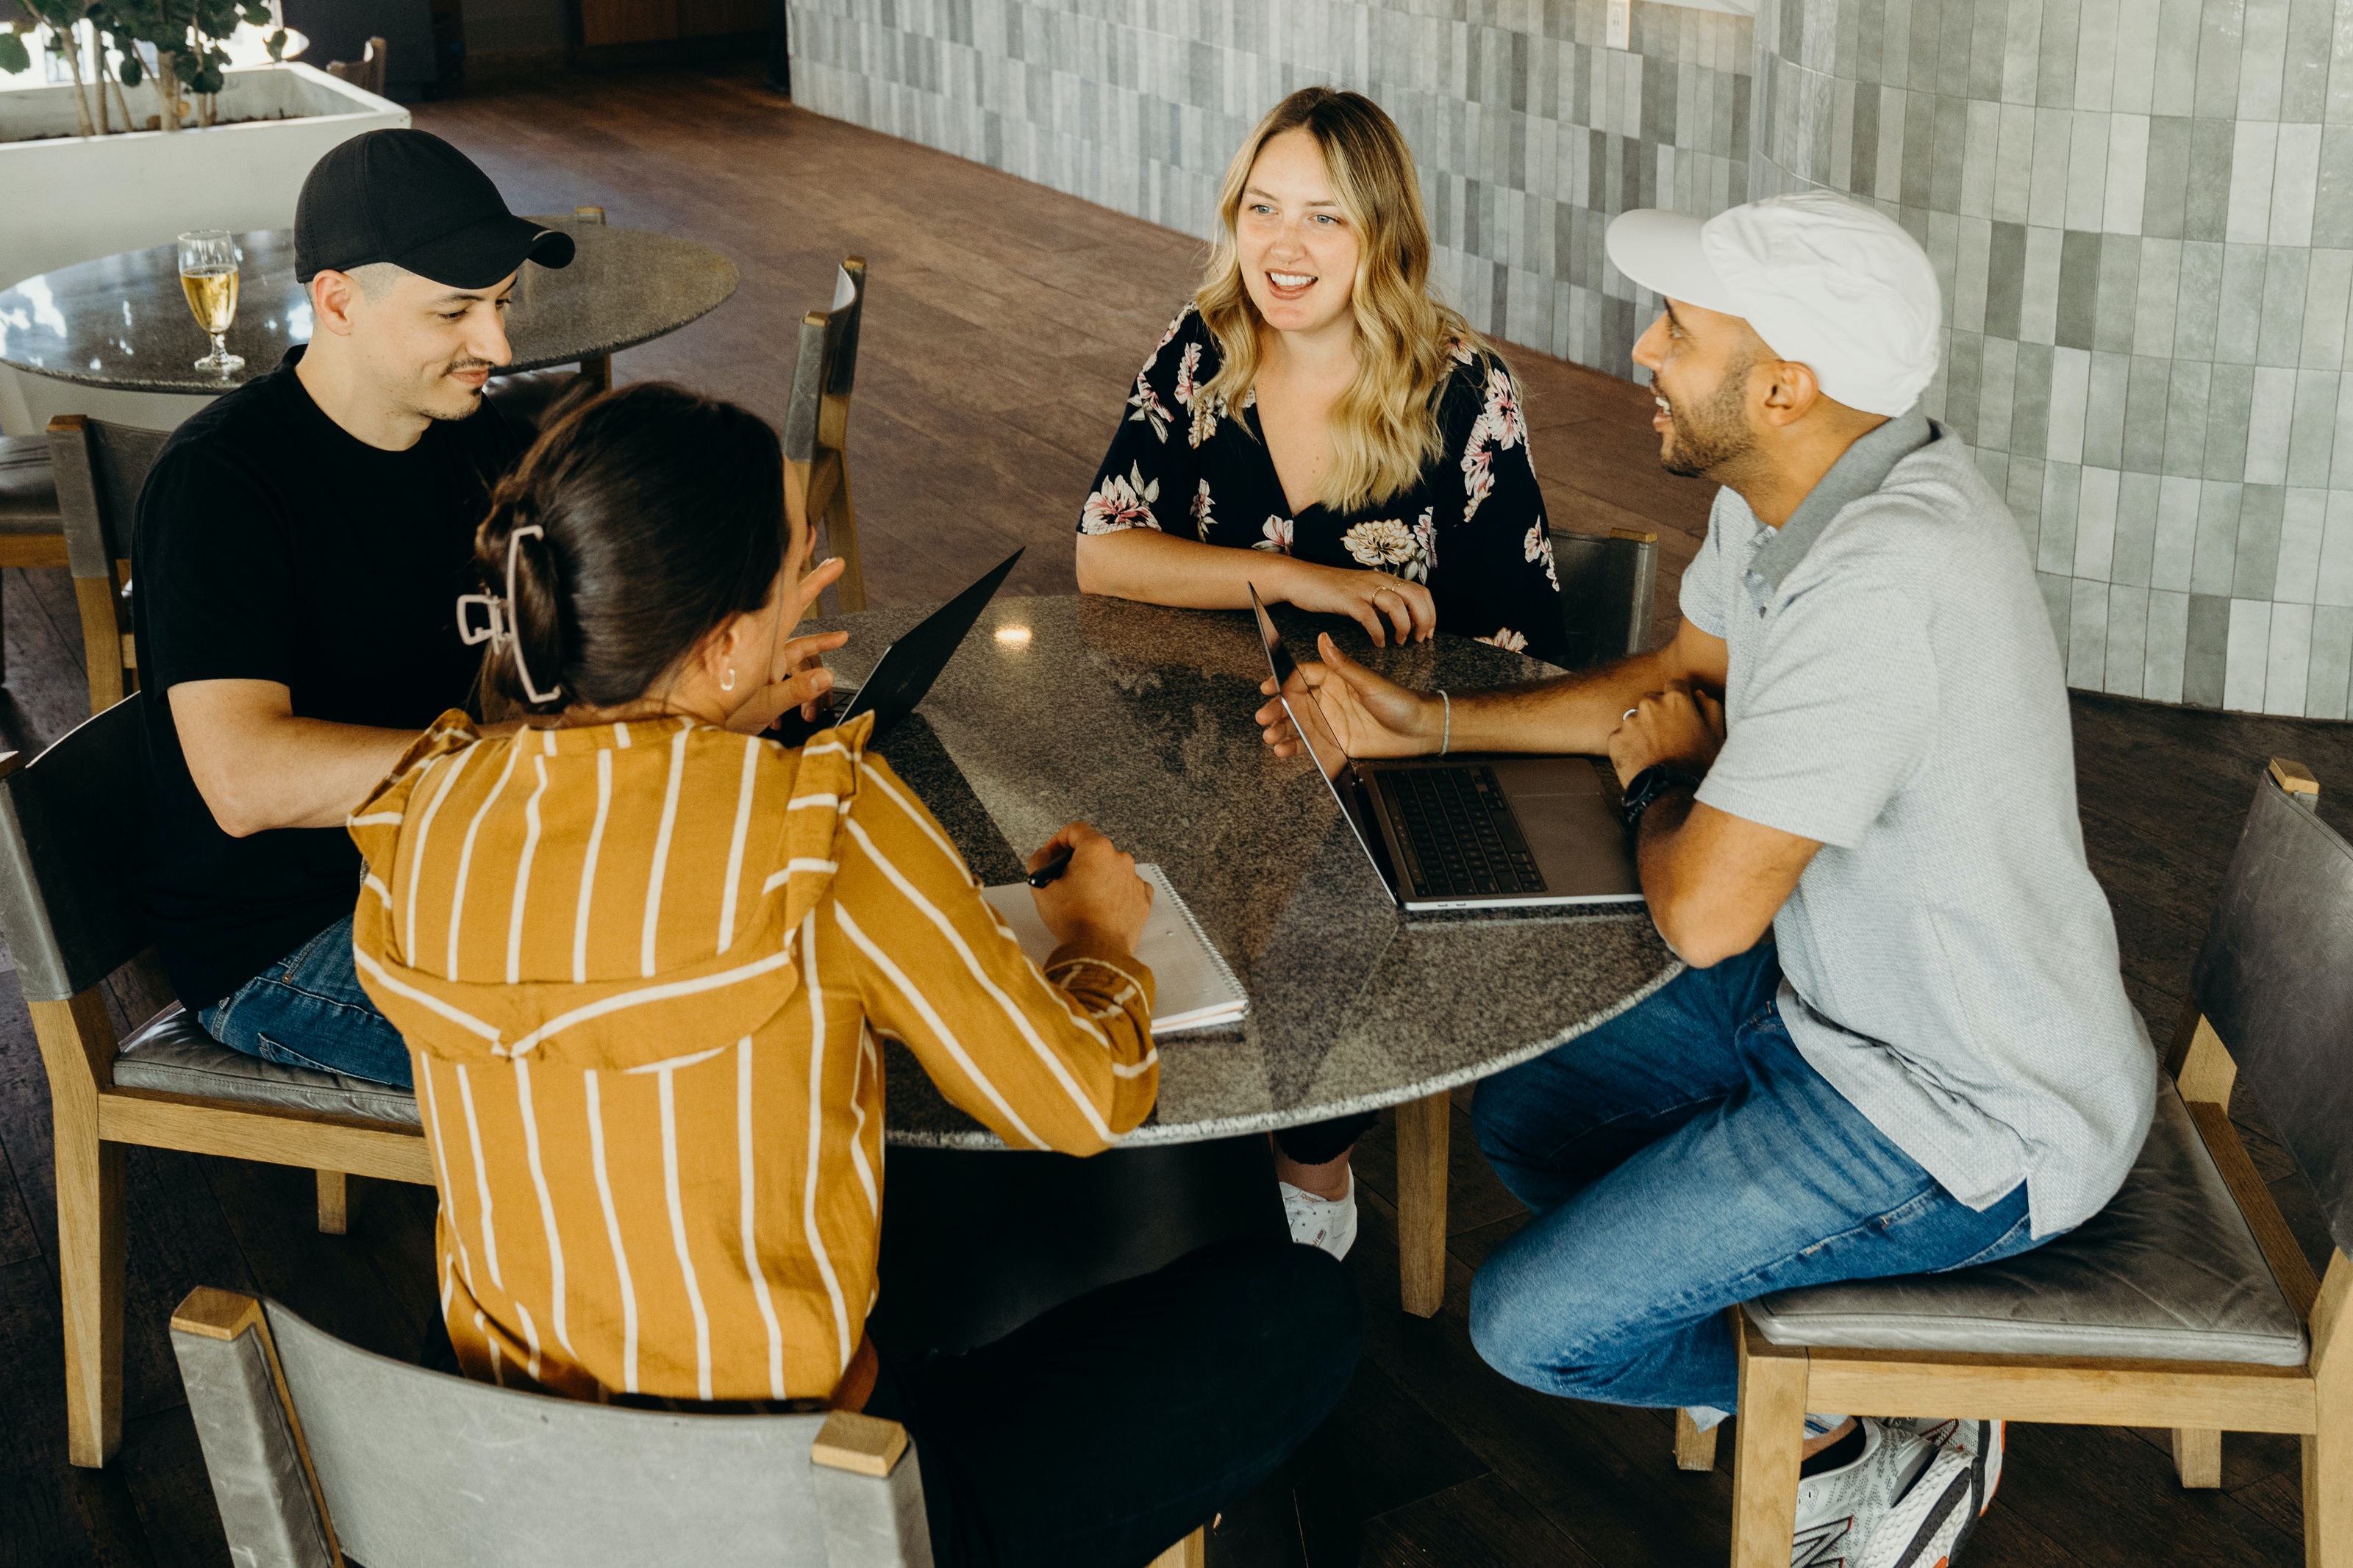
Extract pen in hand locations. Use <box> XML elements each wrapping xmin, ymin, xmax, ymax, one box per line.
<box><xmin>1028</xmin><ymin>843</ymin><xmax>1076</xmax><ymax>888</ymax></box>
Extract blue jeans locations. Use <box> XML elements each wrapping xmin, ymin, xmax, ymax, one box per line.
<box><xmin>1467</xmin><ymin>944</ymin><xmax>2042</xmax><ymax>1413</ymax></box>
<box><xmin>198</xmin><ymin>915</ymin><xmax>414</xmax><ymax>1089</ymax></box>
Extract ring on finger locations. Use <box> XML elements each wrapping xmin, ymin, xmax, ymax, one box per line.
<box><xmin>1621</xmin><ymin>707</ymin><xmax>1640</xmax><ymax>722</ymax></box>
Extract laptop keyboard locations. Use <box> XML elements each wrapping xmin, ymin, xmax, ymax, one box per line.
<box><xmin>1384</xmin><ymin>766</ymin><xmax>1549</xmax><ymax>900</ymax></box>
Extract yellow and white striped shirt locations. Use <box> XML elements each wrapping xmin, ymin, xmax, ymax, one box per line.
<box><xmin>349</xmin><ymin>709</ymin><xmax>1157</xmax><ymax>1406</ymax></box>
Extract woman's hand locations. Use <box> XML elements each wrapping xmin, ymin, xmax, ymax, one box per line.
<box><xmin>1028</xmin><ymin>822</ymin><xmax>1154</xmax><ymax>954</ymax></box>
<box><xmin>1254</xmin><ymin>631</ymin><xmax>1440</xmax><ymax>760</ymax></box>
<box><xmin>789</xmin><ymin>554</ymin><xmax>848</xmax><ymax>629</ymax></box>
<box><xmin>1276</xmin><ymin>559</ymin><xmax>1435</xmax><ymax>646</ymax></box>
<box><xmin>723</xmin><ymin>629</ymin><xmax>850</xmax><ymax>734</ymax></box>
<box><xmin>724</xmin><ymin>557</ymin><xmax>852</xmax><ymax>734</ymax></box>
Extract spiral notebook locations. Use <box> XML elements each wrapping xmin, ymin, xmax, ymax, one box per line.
<box><xmin>981</xmin><ymin>864</ymin><xmax>1249</xmax><ymax>1034</ymax></box>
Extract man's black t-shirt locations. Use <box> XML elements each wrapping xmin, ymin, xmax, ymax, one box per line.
<box><xmin>133</xmin><ymin>347</ymin><xmax>521</xmax><ymax>1010</ymax></box>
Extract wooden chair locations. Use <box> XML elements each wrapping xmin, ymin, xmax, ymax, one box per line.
<box><xmin>483</xmin><ymin>207</ymin><xmax>615</xmax><ymax>440</ymax></box>
<box><xmin>170</xmin><ymin>1286</ymin><xmax>933</xmax><ymax>1568</ymax></box>
<box><xmin>0</xmin><ymin>431</ymin><xmax>68</xmax><ymax>689</ymax></box>
<box><xmin>171</xmin><ymin>1285</ymin><xmax>1210</xmax><ymax>1567</ymax></box>
<box><xmin>324</xmin><ymin>35</ymin><xmax>387</xmax><ymax>96</ymax></box>
<box><xmin>47</xmin><ymin>413</ymin><xmax>167</xmax><ymax>715</ymax></box>
<box><xmin>1684</xmin><ymin>757</ymin><xmax>2349</xmax><ymax>1567</ymax></box>
<box><xmin>0</xmin><ymin>695</ymin><xmax>429</xmax><ymax>1467</ymax></box>
<box><xmin>784</xmin><ymin>257</ymin><xmax>869</xmax><ymax>614</ymax></box>
<box><xmin>1550</xmin><ymin>526</ymin><xmax>1658</xmax><ymax>668</ymax></box>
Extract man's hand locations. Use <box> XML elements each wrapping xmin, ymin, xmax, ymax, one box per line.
<box><xmin>1029</xmin><ymin>823</ymin><xmax>1154</xmax><ymax>954</ymax></box>
<box><xmin>1254</xmin><ymin>632</ymin><xmax>1440</xmax><ymax>760</ymax></box>
<box><xmin>1606</xmin><ymin>686</ymin><xmax>1726</xmax><ymax>787</ymax></box>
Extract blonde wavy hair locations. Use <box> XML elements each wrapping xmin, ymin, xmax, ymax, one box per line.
<box><xmin>1195</xmin><ymin>87</ymin><xmax>1490</xmax><ymax>516</ymax></box>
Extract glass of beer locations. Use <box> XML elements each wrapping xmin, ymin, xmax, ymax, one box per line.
<box><xmin>177</xmin><ymin>230</ymin><xmax>245</xmax><ymax>375</ymax></box>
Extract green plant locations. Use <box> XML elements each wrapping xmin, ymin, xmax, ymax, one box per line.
<box><xmin>1</xmin><ymin>1</ymin><xmax>102</xmax><ymax>134</ymax></box>
<box><xmin>0</xmin><ymin>0</ymin><xmax>282</xmax><ymax>133</ymax></box>
<box><xmin>102</xmin><ymin>0</ymin><xmax>280</xmax><ymax>129</ymax></box>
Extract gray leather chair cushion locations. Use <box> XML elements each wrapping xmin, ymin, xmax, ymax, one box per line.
<box><xmin>1746</xmin><ymin>1084</ymin><xmax>2307</xmax><ymax>1365</ymax></box>
<box><xmin>114</xmin><ymin>1006</ymin><xmax>420</xmax><ymax>1128</ymax></box>
<box><xmin>0</xmin><ymin>434</ymin><xmax>61</xmax><ymax>529</ymax></box>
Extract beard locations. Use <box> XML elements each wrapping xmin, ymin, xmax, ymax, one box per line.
<box><xmin>1657</xmin><ymin>356</ymin><xmax>1757</xmax><ymax>479</ymax></box>
<box><xmin>415</xmin><ymin>356</ymin><xmax>497</xmax><ymax>422</ymax></box>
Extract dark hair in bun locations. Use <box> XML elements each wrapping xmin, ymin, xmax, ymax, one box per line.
<box><xmin>474</xmin><ymin>381</ymin><xmax>786</xmax><ymax>716</ymax></box>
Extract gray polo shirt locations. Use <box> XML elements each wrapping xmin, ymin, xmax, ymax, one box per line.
<box><xmin>1683</xmin><ymin>407</ymin><xmax>2155</xmax><ymax>1237</ymax></box>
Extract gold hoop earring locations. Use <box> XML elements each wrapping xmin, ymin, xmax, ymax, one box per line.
<box><xmin>721</xmin><ymin>665</ymin><xmax>737</xmax><ymax>692</ymax></box>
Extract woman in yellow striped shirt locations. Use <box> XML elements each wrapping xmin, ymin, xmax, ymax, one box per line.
<box><xmin>349</xmin><ymin>383</ymin><xmax>1358</xmax><ymax>1567</ymax></box>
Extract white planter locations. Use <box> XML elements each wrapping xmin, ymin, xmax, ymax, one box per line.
<box><xmin>0</xmin><ymin>62</ymin><xmax>407</xmax><ymax>435</ymax></box>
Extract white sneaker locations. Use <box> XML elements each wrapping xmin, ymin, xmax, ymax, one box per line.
<box><xmin>1860</xmin><ymin>1420</ymin><xmax>2004</xmax><ymax>1568</ymax></box>
<box><xmin>1790</xmin><ymin>1417</ymin><xmax>1947</xmax><ymax>1567</ymax></box>
<box><xmin>1882</xmin><ymin>1418</ymin><xmax>2004</xmax><ymax>1507</ymax></box>
<box><xmin>1279</xmin><ymin>1171</ymin><xmax>1357</xmax><ymax>1259</ymax></box>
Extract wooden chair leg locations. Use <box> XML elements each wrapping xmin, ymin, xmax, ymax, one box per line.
<box><xmin>1395</xmin><ymin>1092</ymin><xmax>1450</xmax><ymax>1318</ymax></box>
<box><xmin>2310</xmin><ymin>1429</ymin><xmax>2349</xmax><ymax>1568</ymax></box>
<box><xmin>315</xmin><ymin>1170</ymin><xmax>349</xmax><ymax>1235</ymax></box>
<box><xmin>1729</xmin><ymin>1309</ymin><xmax>1809</xmax><ymax>1568</ymax></box>
<box><xmin>2172</xmin><ymin>1427</ymin><xmax>2221</xmax><ymax>1488</ymax></box>
<box><xmin>1146</xmin><ymin>1525</ymin><xmax>1206</xmax><ymax>1567</ymax></box>
<box><xmin>1675</xmin><ymin>1406</ymin><xmax>1721</xmax><ymax>1472</ymax></box>
<box><xmin>57</xmin><ymin>1117</ymin><xmax>126</xmax><ymax>1466</ymax></box>
<box><xmin>2307</xmin><ymin>1256</ymin><xmax>2352</xmax><ymax>1568</ymax></box>
<box><xmin>31</xmin><ymin>992</ymin><xmax>126</xmax><ymax>1467</ymax></box>
<box><xmin>825</xmin><ymin>469</ymin><xmax>866</xmax><ymax>615</ymax></box>
<box><xmin>73</xmin><ymin>574</ymin><xmax>126</xmax><ymax>714</ymax></box>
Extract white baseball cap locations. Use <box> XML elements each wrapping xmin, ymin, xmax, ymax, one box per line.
<box><xmin>1604</xmin><ymin>190</ymin><xmax>1942</xmax><ymax>418</ymax></box>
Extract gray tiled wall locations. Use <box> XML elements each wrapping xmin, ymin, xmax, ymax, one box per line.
<box><xmin>791</xmin><ymin>0</ymin><xmax>2353</xmax><ymax>718</ymax></box>
<box><xmin>1753</xmin><ymin>0</ymin><xmax>2353</xmax><ymax>718</ymax></box>
<box><xmin>788</xmin><ymin>0</ymin><xmax>1754</xmax><ymax>373</ymax></box>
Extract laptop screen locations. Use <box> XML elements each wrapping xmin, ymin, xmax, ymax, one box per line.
<box><xmin>835</xmin><ymin>547</ymin><xmax>1023</xmax><ymax>744</ymax></box>
<box><xmin>1250</xmin><ymin>587</ymin><xmax>1388</xmax><ymax>867</ymax></box>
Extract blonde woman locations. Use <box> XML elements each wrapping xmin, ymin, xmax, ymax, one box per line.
<box><xmin>1076</xmin><ymin>87</ymin><xmax>1564</xmax><ymax>1253</ymax></box>
<box><xmin>1076</xmin><ymin>86</ymin><xmax>1563</xmax><ymax>662</ymax></box>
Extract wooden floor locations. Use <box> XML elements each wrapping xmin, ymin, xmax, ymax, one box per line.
<box><xmin>0</xmin><ymin>62</ymin><xmax>2341</xmax><ymax>1568</ymax></box>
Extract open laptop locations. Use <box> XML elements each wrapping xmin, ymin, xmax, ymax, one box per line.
<box><xmin>1252</xmin><ymin>587</ymin><xmax>1643</xmax><ymax>913</ymax></box>
<box><xmin>780</xmin><ymin>547</ymin><xmax>1024</xmax><ymax>747</ymax></box>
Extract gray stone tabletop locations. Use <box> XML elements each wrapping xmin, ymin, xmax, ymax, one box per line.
<box><xmin>827</xmin><ymin>593</ymin><xmax>1682</xmax><ymax>1150</ymax></box>
<box><xmin>0</xmin><ymin>217</ymin><xmax>738</xmax><ymax>395</ymax></box>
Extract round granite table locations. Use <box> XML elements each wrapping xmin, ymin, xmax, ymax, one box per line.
<box><xmin>0</xmin><ymin>216</ymin><xmax>738</xmax><ymax>395</ymax></box>
<box><xmin>835</xmin><ymin>592</ymin><xmax>1679</xmax><ymax>1326</ymax></box>
<box><xmin>842</xmin><ymin>592</ymin><xmax>1682</xmax><ymax>1150</ymax></box>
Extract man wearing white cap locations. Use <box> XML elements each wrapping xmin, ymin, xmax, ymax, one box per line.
<box><xmin>1253</xmin><ymin>190</ymin><xmax>2153</xmax><ymax>1567</ymax></box>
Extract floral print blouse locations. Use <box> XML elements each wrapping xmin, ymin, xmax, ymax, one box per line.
<box><xmin>1080</xmin><ymin>304</ymin><xmax>1566</xmax><ymax>665</ymax></box>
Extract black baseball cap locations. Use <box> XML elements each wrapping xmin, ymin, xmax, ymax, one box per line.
<box><xmin>295</xmin><ymin>129</ymin><xmax>576</xmax><ymax>287</ymax></box>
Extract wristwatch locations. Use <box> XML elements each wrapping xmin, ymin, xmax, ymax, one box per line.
<box><xmin>1619</xmin><ymin>764</ymin><xmax>1704</xmax><ymax>830</ymax></box>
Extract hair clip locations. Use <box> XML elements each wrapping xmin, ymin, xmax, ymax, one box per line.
<box><xmin>456</xmin><ymin>523</ymin><xmax>564</xmax><ymax>705</ymax></box>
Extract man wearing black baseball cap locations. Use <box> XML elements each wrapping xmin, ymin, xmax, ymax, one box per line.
<box><xmin>132</xmin><ymin>129</ymin><xmax>575</xmax><ymax>1088</ymax></box>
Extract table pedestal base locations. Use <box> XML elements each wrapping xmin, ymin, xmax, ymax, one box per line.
<box><xmin>873</xmin><ymin>1134</ymin><xmax>1286</xmax><ymax>1357</ymax></box>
